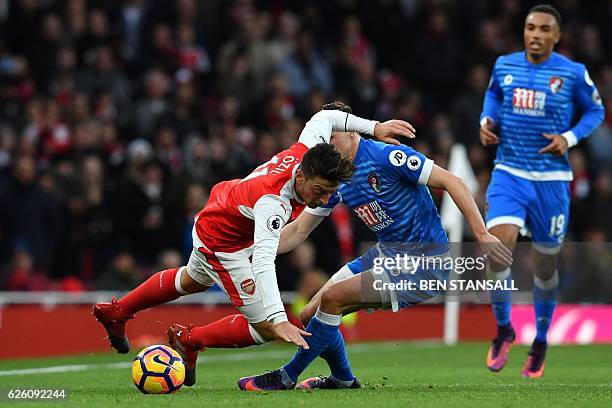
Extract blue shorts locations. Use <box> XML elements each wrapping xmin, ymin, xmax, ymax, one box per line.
<box><xmin>346</xmin><ymin>243</ymin><xmax>450</xmax><ymax>311</ymax></box>
<box><xmin>485</xmin><ymin>169</ymin><xmax>570</xmax><ymax>254</ymax></box>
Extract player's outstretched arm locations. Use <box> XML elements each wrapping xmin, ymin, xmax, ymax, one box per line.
<box><xmin>373</xmin><ymin>120</ymin><xmax>415</xmax><ymax>146</ymax></box>
<box><xmin>298</xmin><ymin>108</ymin><xmax>415</xmax><ymax>149</ymax></box>
<box><xmin>277</xmin><ymin>211</ymin><xmax>325</xmax><ymax>255</ymax></box>
<box><xmin>251</xmin><ymin>196</ymin><xmax>311</xmax><ymax>348</ymax></box>
<box><xmin>272</xmin><ymin>321</ymin><xmax>311</xmax><ymax>349</ymax></box>
<box><xmin>321</xmin><ymin>101</ymin><xmax>415</xmax><ymax>146</ymax></box>
<box><xmin>427</xmin><ymin>164</ymin><xmax>513</xmax><ymax>267</ymax></box>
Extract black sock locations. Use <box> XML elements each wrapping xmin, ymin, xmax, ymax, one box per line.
<box><xmin>497</xmin><ymin>323</ymin><xmax>513</xmax><ymax>338</ymax></box>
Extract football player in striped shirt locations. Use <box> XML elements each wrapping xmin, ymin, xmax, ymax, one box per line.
<box><xmin>238</xmin><ymin>102</ymin><xmax>512</xmax><ymax>391</ymax></box>
<box><xmin>479</xmin><ymin>4</ymin><xmax>604</xmax><ymax>377</ymax></box>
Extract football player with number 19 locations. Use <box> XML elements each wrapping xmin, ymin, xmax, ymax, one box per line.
<box><xmin>479</xmin><ymin>4</ymin><xmax>604</xmax><ymax>377</ymax></box>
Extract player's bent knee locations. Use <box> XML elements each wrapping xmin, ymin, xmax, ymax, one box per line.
<box><xmin>531</xmin><ymin>250</ymin><xmax>557</xmax><ymax>280</ymax></box>
<box><xmin>320</xmin><ymin>286</ymin><xmax>334</xmax><ymax>308</ymax></box>
<box><xmin>320</xmin><ymin>284</ymin><xmax>344</xmax><ymax>314</ymax></box>
<box><xmin>180</xmin><ymin>268</ymin><xmax>209</xmax><ymax>294</ymax></box>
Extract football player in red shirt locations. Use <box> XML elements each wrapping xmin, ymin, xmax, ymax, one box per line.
<box><xmin>93</xmin><ymin>103</ymin><xmax>414</xmax><ymax>386</ymax></box>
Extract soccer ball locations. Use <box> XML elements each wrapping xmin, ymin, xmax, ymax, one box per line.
<box><xmin>132</xmin><ymin>345</ymin><xmax>185</xmax><ymax>394</ymax></box>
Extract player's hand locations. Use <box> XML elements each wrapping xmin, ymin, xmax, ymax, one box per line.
<box><xmin>538</xmin><ymin>133</ymin><xmax>569</xmax><ymax>156</ymax></box>
<box><xmin>477</xmin><ymin>232</ymin><xmax>513</xmax><ymax>268</ymax></box>
<box><xmin>479</xmin><ymin>118</ymin><xmax>499</xmax><ymax>146</ymax></box>
<box><xmin>273</xmin><ymin>321</ymin><xmax>311</xmax><ymax>349</ymax></box>
<box><xmin>373</xmin><ymin>120</ymin><xmax>416</xmax><ymax>145</ymax></box>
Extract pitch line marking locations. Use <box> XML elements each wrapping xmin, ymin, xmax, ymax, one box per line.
<box><xmin>0</xmin><ymin>342</ymin><xmax>430</xmax><ymax>376</ymax></box>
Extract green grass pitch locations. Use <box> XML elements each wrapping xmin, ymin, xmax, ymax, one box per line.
<box><xmin>0</xmin><ymin>342</ymin><xmax>610</xmax><ymax>407</ymax></box>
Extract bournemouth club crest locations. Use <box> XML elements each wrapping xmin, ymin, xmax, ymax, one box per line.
<box><xmin>549</xmin><ymin>76</ymin><xmax>564</xmax><ymax>94</ymax></box>
<box><xmin>368</xmin><ymin>173</ymin><xmax>381</xmax><ymax>193</ymax></box>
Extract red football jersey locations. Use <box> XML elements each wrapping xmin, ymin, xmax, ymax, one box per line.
<box><xmin>189</xmin><ymin>109</ymin><xmax>377</xmax><ymax>323</ymax></box>
<box><xmin>193</xmin><ymin>142</ymin><xmax>308</xmax><ymax>253</ymax></box>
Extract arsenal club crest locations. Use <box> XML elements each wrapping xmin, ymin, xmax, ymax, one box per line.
<box><xmin>368</xmin><ymin>173</ymin><xmax>381</xmax><ymax>193</ymax></box>
<box><xmin>549</xmin><ymin>76</ymin><xmax>564</xmax><ymax>94</ymax></box>
<box><xmin>240</xmin><ymin>278</ymin><xmax>256</xmax><ymax>295</ymax></box>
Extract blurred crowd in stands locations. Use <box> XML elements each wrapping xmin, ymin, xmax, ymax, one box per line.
<box><xmin>0</xmin><ymin>0</ymin><xmax>610</xmax><ymax>300</ymax></box>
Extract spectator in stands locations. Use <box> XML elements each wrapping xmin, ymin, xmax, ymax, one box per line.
<box><xmin>279</xmin><ymin>29</ymin><xmax>333</xmax><ymax>97</ymax></box>
<box><xmin>451</xmin><ymin>64</ymin><xmax>490</xmax><ymax>146</ymax></box>
<box><xmin>0</xmin><ymin>1</ymin><xmax>609</xmax><ymax>294</ymax></box>
<box><xmin>96</xmin><ymin>251</ymin><xmax>141</xmax><ymax>291</ymax></box>
<box><xmin>572</xmin><ymin>169</ymin><xmax>612</xmax><ymax>241</ymax></box>
<box><xmin>182</xmin><ymin>182</ymin><xmax>208</xmax><ymax>262</ymax></box>
<box><xmin>156</xmin><ymin>249</ymin><xmax>183</xmax><ymax>271</ymax></box>
<box><xmin>0</xmin><ymin>155</ymin><xmax>61</xmax><ymax>273</ymax></box>
<box><xmin>4</xmin><ymin>243</ymin><xmax>50</xmax><ymax>291</ymax></box>
<box><xmin>411</xmin><ymin>10</ymin><xmax>464</xmax><ymax>108</ymax></box>
<box><xmin>133</xmin><ymin>69</ymin><xmax>171</xmax><ymax>139</ymax></box>
<box><xmin>76</xmin><ymin>46</ymin><xmax>131</xmax><ymax>126</ymax></box>
<box><xmin>116</xmin><ymin>158</ymin><xmax>183</xmax><ymax>263</ymax></box>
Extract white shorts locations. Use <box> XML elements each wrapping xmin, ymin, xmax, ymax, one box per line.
<box><xmin>186</xmin><ymin>247</ymin><xmax>267</xmax><ymax>324</ymax></box>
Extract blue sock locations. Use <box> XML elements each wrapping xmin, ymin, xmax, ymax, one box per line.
<box><xmin>492</xmin><ymin>301</ymin><xmax>511</xmax><ymax>327</ymax></box>
<box><xmin>319</xmin><ymin>328</ymin><xmax>354</xmax><ymax>381</ymax></box>
<box><xmin>283</xmin><ymin>310</ymin><xmax>341</xmax><ymax>383</ymax></box>
<box><xmin>533</xmin><ymin>272</ymin><xmax>559</xmax><ymax>343</ymax></box>
<box><xmin>490</xmin><ymin>268</ymin><xmax>512</xmax><ymax>327</ymax></box>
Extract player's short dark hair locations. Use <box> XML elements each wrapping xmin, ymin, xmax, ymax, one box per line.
<box><xmin>528</xmin><ymin>4</ymin><xmax>561</xmax><ymax>28</ymax></box>
<box><xmin>301</xmin><ymin>143</ymin><xmax>354</xmax><ymax>183</ymax></box>
<box><xmin>322</xmin><ymin>101</ymin><xmax>352</xmax><ymax>114</ymax></box>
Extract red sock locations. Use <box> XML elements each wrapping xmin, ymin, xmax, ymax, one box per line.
<box><xmin>118</xmin><ymin>267</ymin><xmax>182</xmax><ymax>317</ymax></box>
<box><xmin>190</xmin><ymin>314</ymin><xmax>258</xmax><ymax>349</ymax></box>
